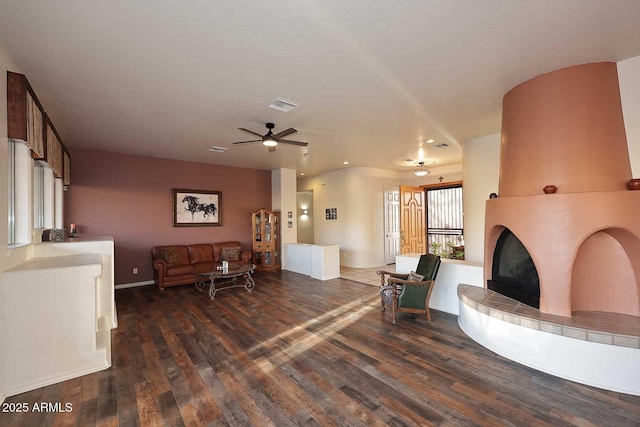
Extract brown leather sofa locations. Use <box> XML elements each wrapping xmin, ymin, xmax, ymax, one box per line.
<box><xmin>152</xmin><ymin>241</ymin><xmax>252</xmax><ymax>290</ymax></box>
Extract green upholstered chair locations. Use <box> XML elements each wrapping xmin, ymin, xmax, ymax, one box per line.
<box><xmin>376</xmin><ymin>254</ymin><xmax>441</xmax><ymax>324</ymax></box>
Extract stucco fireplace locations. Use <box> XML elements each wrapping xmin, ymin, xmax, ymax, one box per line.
<box><xmin>486</xmin><ymin>61</ymin><xmax>640</xmax><ymax>318</ymax></box>
<box><xmin>459</xmin><ymin>61</ymin><xmax>640</xmax><ymax>396</ymax></box>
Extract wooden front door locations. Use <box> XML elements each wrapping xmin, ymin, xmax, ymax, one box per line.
<box><xmin>400</xmin><ymin>185</ymin><xmax>426</xmax><ymax>254</ymax></box>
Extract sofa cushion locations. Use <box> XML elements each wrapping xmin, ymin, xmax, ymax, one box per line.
<box><xmin>155</xmin><ymin>246</ymin><xmax>189</xmax><ymax>266</ymax></box>
<box><xmin>213</xmin><ymin>241</ymin><xmax>242</xmax><ymax>262</ymax></box>
<box><xmin>166</xmin><ymin>264</ymin><xmax>194</xmax><ymax>277</ymax></box>
<box><xmin>192</xmin><ymin>262</ymin><xmax>215</xmax><ymax>274</ymax></box>
<box><xmin>221</xmin><ymin>246</ymin><xmax>241</xmax><ymax>261</ymax></box>
<box><xmin>188</xmin><ymin>244</ymin><xmax>214</xmax><ymax>265</ymax></box>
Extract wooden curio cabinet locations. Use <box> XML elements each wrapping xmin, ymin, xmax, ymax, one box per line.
<box><xmin>251</xmin><ymin>208</ymin><xmax>281</xmax><ymax>272</ymax></box>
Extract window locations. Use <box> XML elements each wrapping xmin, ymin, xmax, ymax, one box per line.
<box><xmin>8</xmin><ymin>142</ymin><xmax>33</xmax><ymax>246</ymax></box>
<box><xmin>33</xmin><ymin>162</ymin><xmax>45</xmax><ymax>229</ymax></box>
<box><xmin>426</xmin><ymin>185</ymin><xmax>464</xmax><ymax>259</ymax></box>
<box><xmin>7</xmin><ymin>140</ymin><xmax>16</xmax><ymax>245</ymax></box>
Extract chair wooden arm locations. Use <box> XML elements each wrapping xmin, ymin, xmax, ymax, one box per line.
<box><xmin>376</xmin><ymin>270</ymin><xmax>409</xmax><ymax>286</ymax></box>
<box><xmin>387</xmin><ymin>277</ymin><xmax>435</xmax><ymax>287</ymax></box>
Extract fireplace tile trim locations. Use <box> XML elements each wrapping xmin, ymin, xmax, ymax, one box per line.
<box><xmin>458</xmin><ymin>284</ymin><xmax>640</xmax><ymax>349</ymax></box>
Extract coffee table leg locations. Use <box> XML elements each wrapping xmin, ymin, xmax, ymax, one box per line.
<box><xmin>245</xmin><ymin>272</ymin><xmax>256</xmax><ymax>292</ymax></box>
<box><xmin>209</xmin><ymin>278</ymin><xmax>218</xmax><ymax>299</ymax></box>
<box><xmin>195</xmin><ymin>277</ymin><xmax>207</xmax><ymax>292</ymax></box>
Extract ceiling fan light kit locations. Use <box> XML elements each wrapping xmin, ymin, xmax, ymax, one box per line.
<box><xmin>233</xmin><ymin>122</ymin><xmax>308</xmax><ymax>151</ymax></box>
<box><xmin>263</xmin><ymin>138</ymin><xmax>278</xmax><ymax>147</ymax></box>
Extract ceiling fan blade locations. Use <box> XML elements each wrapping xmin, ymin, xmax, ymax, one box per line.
<box><xmin>232</xmin><ymin>139</ymin><xmax>262</xmax><ymax>144</ymax></box>
<box><xmin>278</xmin><ymin>139</ymin><xmax>309</xmax><ymax>146</ymax></box>
<box><xmin>268</xmin><ymin>146</ymin><xmax>277</xmax><ymax>152</ymax></box>
<box><xmin>238</xmin><ymin>128</ymin><xmax>264</xmax><ymax>137</ymax></box>
<box><xmin>273</xmin><ymin>128</ymin><xmax>297</xmax><ymax>139</ymax></box>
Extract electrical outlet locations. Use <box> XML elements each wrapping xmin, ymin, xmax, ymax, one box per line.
<box><xmin>133</xmin><ymin>268</ymin><xmax>138</xmax><ymax>274</ymax></box>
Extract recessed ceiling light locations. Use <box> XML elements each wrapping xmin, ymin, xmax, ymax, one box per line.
<box><xmin>343</xmin><ymin>161</ymin><xmax>349</xmax><ymax>165</ymax></box>
<box><xmin>426</xmin><ymin>139</ymin><xmax>435</xmax><ymax>143</ymax></box>
<box><xmin>303</xmin><ymin>153</ymin><xmax>310</xmax><ymax>158</ymax></box>
<box><xmin>300</xmin><ymin>173</ymin><xmax>305</xmax><ymax>176</ymax></box>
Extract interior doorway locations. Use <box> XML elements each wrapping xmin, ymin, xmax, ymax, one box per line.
<box><xmin>384</xmin><ymin>186</ymin><xmax>401</xmax><ymax>264</ymax></box>
<box><xmin>296</xmin><ymin>191</ymin><xmax>314</xmax><ymax>243</ymax></box>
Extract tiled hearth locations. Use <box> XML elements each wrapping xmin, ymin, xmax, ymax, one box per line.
<box><xmin>458</xmin><ymin>284</ymin><xmax>640</xmax><ymax>395</ymax></box>
<box><xmin>458</xmin><ymin>284</ymin><xmax>640</xmax><ymax>349</ymax></box>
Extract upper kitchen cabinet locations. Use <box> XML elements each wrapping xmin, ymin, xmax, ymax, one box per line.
<box><xmin>44</xmin><ymin>114</ymin><xmax>64</xmax><ymax>178</ymax></box>
<box><xmin>7</xmin><ymin>71</ymin><xmax>45</xmax><ymax>159</ymax></box>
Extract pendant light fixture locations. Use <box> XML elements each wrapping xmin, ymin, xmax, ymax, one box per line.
<box><xmin>414</xmin><ymin>161</ymin><xmax>429</xmax><ymax>177</ymax></box>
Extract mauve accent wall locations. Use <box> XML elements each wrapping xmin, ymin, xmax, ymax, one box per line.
<box><xmin>65</xmin><ymin>148</ymin><xmax>272</xmax><ymax>285</ymax></box>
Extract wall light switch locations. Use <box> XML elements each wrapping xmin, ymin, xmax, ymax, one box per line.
<box><xmin>133</xmin><ymin>268</ymin><xmax>138</xmax><ymax>274</ymax></box>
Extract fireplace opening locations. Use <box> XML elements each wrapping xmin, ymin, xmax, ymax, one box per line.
<box><xmin>488</xmin><ymin>228</ymin><xmax>540</xmax><ymax>308</ymax></box>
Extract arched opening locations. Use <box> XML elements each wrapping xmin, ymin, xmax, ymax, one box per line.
<box><xmin>488</xmin><ymin>228</ymin><xmax>540</xmax><ymax>308</ymax></box>
<box><xmin>572</xmin><ymin>228</ymin><xmax>640</xmax><ymax>316</ymax></box>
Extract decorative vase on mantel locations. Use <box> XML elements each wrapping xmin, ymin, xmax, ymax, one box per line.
<box><xmin>543</xmin><ymin>185</ymin><xmax>557</xmax><ymax>194</ymax></box>
<box><xmin>627</xmin><ymin>179</ymin><xmax>640</xmax><ymax>191</ymax></box>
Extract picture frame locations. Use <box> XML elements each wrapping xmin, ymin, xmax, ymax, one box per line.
<box><xmin>326</xmin><ymin>207</ymin><xmax>337</xmax><ymax>220</ymax></box>
<box><xmin>173</xmin><ymin>188</ymin><xmax>222</xmax><ymax>227</ymax></box>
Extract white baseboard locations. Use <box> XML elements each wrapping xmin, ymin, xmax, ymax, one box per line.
<box><xmin>4</xmin><ymin>360</ymin><xmax>110</xmax><ymax>398</ymax></box>
<box><xmin>115</xmin><ymin>280</ymin><xmax>155</xmax><ymax>290</ymax></box>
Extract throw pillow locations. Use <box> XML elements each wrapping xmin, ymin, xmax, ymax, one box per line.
<box><xmin>159</xmin><ymin>247</ymin><xmax>180</xmax><ymax>266</ymax></box>
<box><xmin>221</xmin><ymin>246</ymin><xmax>241</xmax><ymax>261</ymax></box>
<box><xmin>408</xmin><ymin>271</ymin><xmax>425</xmax><ymax>282</ymax></box>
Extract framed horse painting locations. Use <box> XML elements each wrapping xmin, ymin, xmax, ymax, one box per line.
<box><xmin>173</xmin><ymin>189</ymin><xmax>222</xmax><ymax>227</ymax></box>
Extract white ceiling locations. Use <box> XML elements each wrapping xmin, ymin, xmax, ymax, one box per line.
<box><xmin>2</xmin><ymin>1</ymin><xmax>640</xmax><ymax>177</ymax></box>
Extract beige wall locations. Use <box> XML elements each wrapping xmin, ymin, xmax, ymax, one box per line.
<box><xmin>297</xmin><ymin>164</ymin><xmax>462</xmax><ymax>268</ymax></box>
<box><xmin>0</xmin><ymin>42</ymin><xmax>22</xmax><ymax>403</ymax></box>
<box><xmin>462</xmin><ymin>133</ymin><xmax>501</xmax><ymax>264</ymax></box>
<box><xmin>0</xmin><ymin>44</ymin><xmax>34</xmax><ymax>273</ymax></box>
<box><xmin>619</xmin><ymin>55</ymin><xmax>640</xmax><ymax>178</ymax></box>
<box><xmin>296</xmin><ymin>191</ymin><xmax>314</xmax><ymax>244</ymax></box>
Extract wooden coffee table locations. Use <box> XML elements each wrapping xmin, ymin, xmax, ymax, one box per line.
<box><xmin>195</xmin><ymin>263</ymin><xmax>256</xmax><ymax>299</ymax></box>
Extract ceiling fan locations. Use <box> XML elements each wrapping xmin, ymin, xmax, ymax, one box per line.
<box><xmin>233</xmin><ymin>122</ymin><xmax>308</xmax><ymax>152</ymax></box>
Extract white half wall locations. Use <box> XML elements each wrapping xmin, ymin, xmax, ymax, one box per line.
<box><xmin>462</xmin><ymin>133</ymin><xmax>501</xmax><ymax>264</ymax></box>
<box><xmin>618</xmin><ymin>54</ymin><xmax>640</xmax><ymax>179</ymax></box>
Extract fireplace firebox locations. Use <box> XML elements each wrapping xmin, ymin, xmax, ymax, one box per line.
<box><xmin>487</xmin><ymin>228</ymin><xmax>540</xmax><ymax>308</ymax></box>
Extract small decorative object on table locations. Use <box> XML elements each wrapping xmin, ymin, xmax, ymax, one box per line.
<box><xmin>543</xmin><ymin>185</ymin><xmax>557</xmax><ymax>194</ymax></box>
<box><xmin>69</xmin><ymin>223</ymin><xmax>78</xmax><ymax>238</ymax></box>
<box><xmin>50</xmin><ymin>229</ymin><xmax>66</xmax><ymax>241</ymax></box>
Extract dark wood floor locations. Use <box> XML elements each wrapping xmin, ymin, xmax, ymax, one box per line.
<box><xmin>2</xmin><ymin>271</ymin><xmax>640</xmax><ymax>426</ymax></box>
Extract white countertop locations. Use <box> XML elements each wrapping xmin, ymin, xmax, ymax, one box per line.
<box><xmin>5</xmin><ymin>253</ymin><xmax>102</xmax><ymax>272</ymax></box>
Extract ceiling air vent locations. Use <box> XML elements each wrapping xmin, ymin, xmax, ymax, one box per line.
<box><xmin>267</xmin><ymin>97</ymin><xmax>299</xmax><ymax>113</ymax></box>
<box><xmin>209</xmin><ymin>146</ymin><xmax>228</xmax><ymax>153</ymax></box>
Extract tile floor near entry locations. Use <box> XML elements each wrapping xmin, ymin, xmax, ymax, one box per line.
<box><xmin>340</xmin><ymin>264</ymin><xmax>396</xmax><ymax>287</ymax></box>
